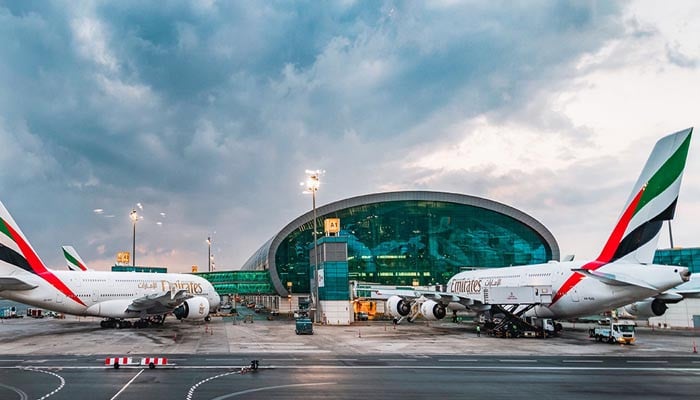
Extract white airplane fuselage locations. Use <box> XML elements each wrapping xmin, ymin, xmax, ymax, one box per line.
<box><xmin>446</xmin><ymin>261</ymin><xmax>689</xmax><ymax>320</ymax></box>
<box><xmin>0</xmin><ymin>270</ymin><xmax>219</xmax><ymax>318</ymax></box>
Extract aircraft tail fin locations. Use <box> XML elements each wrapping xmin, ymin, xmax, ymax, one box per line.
<box><xmin>0</xmin><ymin>201</ymin><xmax>51</xmax><ymax>276</ymax></box>
<box><xmin>62</xmin><ymin>246</ymin><xmax>89</xmax><ymax>271</ymax></box>
<box><xmin>595</xmin><ymin>128</ymin><xmax>693</xmax><ymax>265</ymax></box>
<box><xmin>0</xmin><ymin>201</ymin><xmax>85</xmax><ymax>305</ymax></box>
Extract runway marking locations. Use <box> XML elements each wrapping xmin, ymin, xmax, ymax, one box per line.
<box><xmin>499</xmin><ymin>359</ymin><xmax>537</xmax><ymax>363</ymax></box>
<box><xmin>3</xmin><ymin>364</ymin><xmax>700</xmax><ymax>372</ymax></box>
<box><xmin>319</xmin><ymin>358</ymin><xmax>358</xmax><ymax>361</ymax></box>
<box><xmin>0</xmin><ymin>382</ymin><xmax>28</xmax><ymax>400</ymax></box>
<box><xmin>25</xmin><ymin>368</ymin><xmax>65</xmax><ymax>400</ymax></box>
<box><xmin>186</xmin><ymin>370</ymin><xmax>242</xmax><ymax>400</ymax></box>
<box><xmin>262</xmin><ymin>358</ymin><xmax>301</xmax><ymax>361</ymax></box>
<box><xmin>0</xmin><ymin>359</ymin><xmax>25</xmax><ymax>362</ymax></box>
<box><xmin>378</xmin><ymin>359</ymin><xmax>417</xmax><ymax>362</ymax></box>
<box><xmin>626</xmin><ymin>360</ymin><xmax>668</xmax><ymax>364</ymax></box>
<box><xmin>562</xmin><ymin>360</ymin><xmax>603</xmax><ymax>363</ymax></box>
<box><xmin>438</xmin><ymin>359</ymin><xmax>479</xmax><ymax>362</ymax></box>
<box><xmin>205</xmin><ymin>358</ymin><xmax>244</xmax><ymax>361</ymax></box>
<box><xmin>109</xmin><ymin>369</ymin><xmax>143</xmax><ymax>400</ymax></box>
<box><xmin>210</xmin><ymin>382</ymin><xmax>336</xmax><ymax>400</ymax></box>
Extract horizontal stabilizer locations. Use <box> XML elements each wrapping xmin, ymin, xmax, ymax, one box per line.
<box><xmin>0</xmin><ymin>276</ymin><xmax>38</xmax><ymax>291</ymax></box>
<box><xmin>573</xmin><ymin>269</ymin><xmax>658</xmax><ymax>291</ymax></box>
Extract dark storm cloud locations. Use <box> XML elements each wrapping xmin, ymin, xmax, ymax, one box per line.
<box><xmin>0</xmin><ymin>1</ymin><xmax>629</xmax><ymax>270</ymax></box>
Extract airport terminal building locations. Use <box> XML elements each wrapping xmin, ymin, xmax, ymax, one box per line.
<box><xmin>240</xmin><ymin>191</ymin><xmax>559</xmax><ymax>297</ymax></box>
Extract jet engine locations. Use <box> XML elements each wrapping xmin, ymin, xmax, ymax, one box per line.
<box><xmin>174</xmin><ymin>296</ymin><xmax>211</xmax><ymax>320</ymax></box>
<box><xmin>623</xmin><ymin>298</ymin><xmax>668</xmax><ymax>319</ymax></box>
<box><xmin>420</xmin><ymin>300</ymin><xmax>447</xmax><ymax>321</ymax></box>
<box><xmin>387</xmin><ymin>295</ymin><xmax>411</xmax><ymax>318</ymax></box>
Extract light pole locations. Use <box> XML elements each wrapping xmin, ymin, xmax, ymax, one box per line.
<box><xmin>207</xmin><ymin>236</ymin><xmax>212</xmax><ymax>272</ymax></box>
<box><xmin>129</xmin><ymin>209</ymin><xmax>139</xmax><ymax>267</ymax></box>
<box><xmin>301</xmin><ymin>169</ymin><xmax>323</xmax><ymax>323</ymax></box>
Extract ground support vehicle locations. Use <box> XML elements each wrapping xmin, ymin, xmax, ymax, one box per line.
<box><xmin>589</xmin><ymin>320</ymin><xmax>636</xmax><ymax>344</ymax></box>
<box><xmin>295</xmin><ymin>318</ymin><xmax>313</xmax><ymax>335</ymax></box>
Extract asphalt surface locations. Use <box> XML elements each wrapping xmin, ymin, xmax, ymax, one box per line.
<box><xmin>1</xmin><ymin>354</ymin><xmax>700</xmax><ymax>400</ymax></box>
<box><xmin>1</xmin><ymin>312</ymin><xmax>700</xmax><ymax>399</ymax></box>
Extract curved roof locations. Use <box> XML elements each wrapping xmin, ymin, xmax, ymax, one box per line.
<box><xmin>242</xmin><ymin>190</ymin><xmax>559</xmax><ymax>296</ymax></box>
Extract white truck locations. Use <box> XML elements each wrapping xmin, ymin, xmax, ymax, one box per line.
<box><xmin>589</xmin><ymin>320</ymin><xmax>636</xmax><ymax>344</ymax></box>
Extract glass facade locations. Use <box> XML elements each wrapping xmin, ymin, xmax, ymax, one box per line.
<box><xmin>276</xmin><ymin>200</ymin><xmax>552</xmax><ymax>293</ymax></box>
<box><xmin>195</xmin><ymin>271</ymin><xmax>273</xmax><ymax>295</ymax></box>
<box><xmin>654</xmin><ymin>248</ymin><xmax>700</xmax><ymax>273</ymax></box>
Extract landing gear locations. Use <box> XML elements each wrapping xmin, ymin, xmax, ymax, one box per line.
<box><xmin>100</xmin><ymin>315</ymin><xmax>167</xmax><ymax>329</ymax></box>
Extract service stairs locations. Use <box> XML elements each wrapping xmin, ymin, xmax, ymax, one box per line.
<box><xmin>486</xmin><ymin>304</ymin><xmax>543</xmax><ymax>338</ymax></box>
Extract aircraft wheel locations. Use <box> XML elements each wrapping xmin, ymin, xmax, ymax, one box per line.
<box><xmin>205</xmin><ymin>316</ymin><xmax>211</xmax><ymax>322</ymax></box>
<box><xmin>149</xmin><ymin>362</ymin><xmax>155</xmax><ymax>369</ymax></box>
<box><xmin>100</xmin><ymin>320</ymin><xmax>107</xmax><ymax>328</ymax></box>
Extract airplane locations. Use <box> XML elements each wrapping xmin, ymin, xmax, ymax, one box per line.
<box><xmin>62</xmin><ymin>245</ymin><xmax>89</xmax><ymax>271</ymax></box>
<box><xmin>384</xmin><ymin>128</ymin><xmax>693</xmax><ymax>332</ymax></box>
<box><xmin>0</xmin><ymin>202</ymin><xmax>220</xmax><ymax>328</ymax></box>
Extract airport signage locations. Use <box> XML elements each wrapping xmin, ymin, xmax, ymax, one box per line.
<box><xmin>324</xmin><ymin>218</ymin><xmax>340</xmax><ymax>234</ymax></box>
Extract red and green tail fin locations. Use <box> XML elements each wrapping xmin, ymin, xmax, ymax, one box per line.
<box><xmin>0</xmin><ymin>201</ymin><xmax>85</xmax><ymax>305</ymax></box>
<box><xmin>595</xmin><ymin>127</ymin><xmax>693</xmax><ymax>265</ymax></box>
<box><xmin>62</xmin><ymin>246</ymin><xmax>89</xmax><ymax>271</ymax></box>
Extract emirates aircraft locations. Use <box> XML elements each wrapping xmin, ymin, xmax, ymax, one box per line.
<box><xmin>0</xmin><ymin>205</ymin><xmax>220</xmax><ymax>328</ymax></box>
<box><xmin>386</xmin><ymin>128</ymin><xmax>693</xmax><ymax>326</ymax></box>
<box><xmin>62</xmin><ymin>245</ymin><xmax>90</xmax><ymax>271</ymax></box>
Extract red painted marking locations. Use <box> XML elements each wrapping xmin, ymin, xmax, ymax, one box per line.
<box><xmin>550</xmin><ymin>188</ymin><xmax>646</xmax><ymax>307</ymax></box>
<box><xmin>5</xmin><ymin>222</ymin><xmax>86</xmax><ymax>306</ymax></box>
<box><xmin>596</xmin><ymin>187</ymin><xmax>645</xmax><ymax>262</ymax></box>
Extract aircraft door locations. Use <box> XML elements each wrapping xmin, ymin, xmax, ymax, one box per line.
<box><xmin>571</xmin><ymin>289</ymin><xmax>580</xmax><ymax>302</ymax></box>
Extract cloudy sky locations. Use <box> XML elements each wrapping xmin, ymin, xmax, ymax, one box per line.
<box><xmin>1</xmin><ymin>1</ymin><xmax>699</xmax><ymax>273</ymax></box>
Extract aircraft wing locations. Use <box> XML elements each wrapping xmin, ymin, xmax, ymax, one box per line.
<box><xmin>126</xmin><ymin>289</ymin><xmax>191</xmax><ymax>315</ymax></box>
<box><xmin>0</xmin><ymin>276</ymin><xmax>38</xmax><ymax>291</ymax></box>
<box><xmin>373</xmin><ymin>287</ymin><xmax>470</xmax><ymax>304</ymax></box>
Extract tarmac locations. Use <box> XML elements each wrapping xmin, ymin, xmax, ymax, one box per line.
<box><xmin>1</xmin><ymin>313</ymin><xmax>699</xmax><ymax>357</ymax></box>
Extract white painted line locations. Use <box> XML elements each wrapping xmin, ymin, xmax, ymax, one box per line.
<box><xmin>109</xmin><ymin>369</ymin><xmax>143</xmax><ymax>400</ymax></box>
<box><xmin>626</xmin><ymin>360</ymin><xmax>668</xmax><ymax>364</ymax></box>
<box><xmin>3</xmin><ymin>364</ymin><xmax>700</xmax><ymax>372</ymax></box>
<box><xmin>262</xmin><ymin>358</ymin><xmax>301</xmax><ymax>361</ymax></box>
<box><xmin>438</xmin><ymin>359</ymin><xmax>479</xmax><ymax>362</ymax></box>
<box><xmin>28</xmin><ymin>368</ymin><xmax>66</xmax><ymax>400</ymax></box>
<box><xmin>319</xmin><ymin>358</ymin><xmax>358</xmax><ymax>361</ymax></box>
<box><xmin>0</xmin><ymin>382</ymin><xmax>28</xmax><ymax>400</ymax></box>
<box><xmin>378</xmin><ymin>359</ymin><xmax>417</xmax><ymax>362</ymax></box>
<box><xmin>499</xmin><ymin>359</ymin><xmax>537</xmax><ymax>363</ymax></box>
<box><xmin>206</xmin><ymin>359</ymin><xmax>244</xmax><ymax>361</ymax></box>
<box><xmin>210</xmin><ymin>382</ymin><xmax>336</xmax><ymax>400</ymax></box>
<box><xmin>0</xmin><ymin>359</ymin><xmax>25</xmax><ymax>362</ymax></box>
<box><xmin>562</xmin><ymin>360</ymin><xmax>603</xmax><ymax>363</ymax></box>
